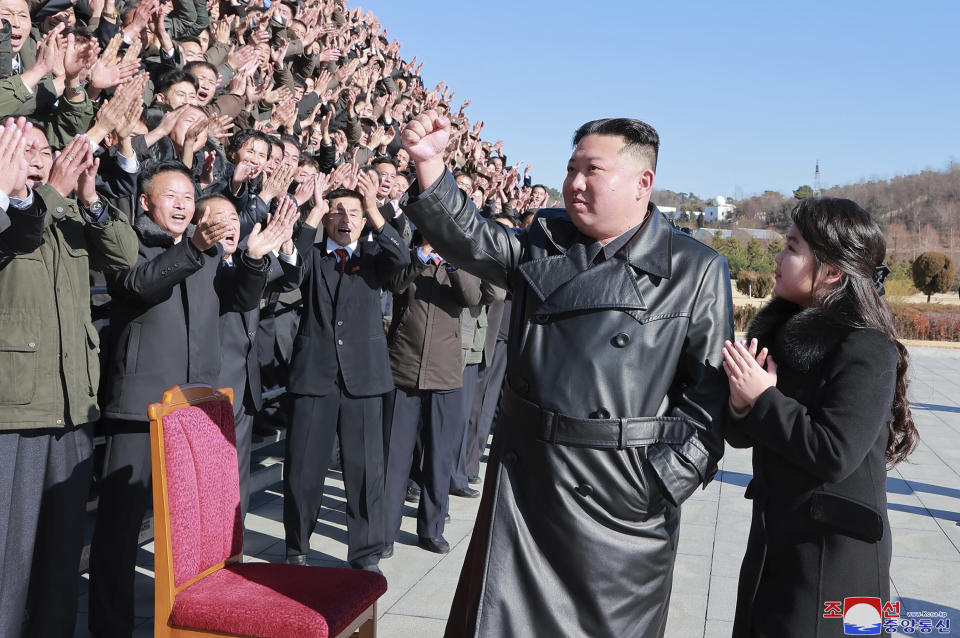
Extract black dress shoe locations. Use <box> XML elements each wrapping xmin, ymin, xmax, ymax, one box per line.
<box><xmin>450</xmin><ymin>486</ymin><xmax>480</xmax><ymax>498</ymax></box>
<box><xmin>468</xmin><ymin>474</ymin><xmax>481</xmax><ymax>484</ymax></box>
<box><xmin>284</xmin><ymin>554</ymin><xmax>306</xmax><ymax>565</ymax></box>
<box><xmin>381</xmin><ymin>543</ymin><xmax>394</xmax><ymax>559</ymax></box>
<box><xmin>405</xmin><ymin>485</ymin><xmax>421</xmax><ymax>503</ymax></box>
<box><xmin>418</xmin><ymin>536</ymin><xmax>450</xmax><ymax>554</ymax></box>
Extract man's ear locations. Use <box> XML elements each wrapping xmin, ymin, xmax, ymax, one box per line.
<box><xmin>637</xmin><ymin>167</ymin><xmax>655</xmax><ymax>201</ymax></box>
<box><xmin>155</xmin><ymin>92</ymin><xmax>167</xmax><ymax>104</ymax></box>
<box><xmin>139</xmin><ymin>192</ymin><xmax>151</xmax><ymax>213</ymax></box>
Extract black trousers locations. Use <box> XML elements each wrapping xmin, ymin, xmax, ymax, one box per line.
<box><xmin>0</xmin><ymin>423</ymin><xmax>94</xmax><ymax>638</ymax></box>
<box><xmin>88</xmin><ymin>422</ymin><xmax>153</xmax><ymax>638</ymax></box>
<box><xmin>466</xmin><ymin>340</ymin><xmax>508</xmax><ymax>477</ymax></box>
<box><xmin>283</xmin><ymin>389</ymin><xmax>385</xmax><ymax>567</ymax></box>
<box><xmin>449</xmin><ymin>363</ymin><xmax>480</xmax><ymax>490</ymax></box>
<box><xmin>235</xmin><ymin>403</ymin><xmax>255</xmax><ymax>522</ymax></box>
<box><xmin>385</xmin><ymin>386</ymin><xmax>462</xmax><ymax>540</ymax></box>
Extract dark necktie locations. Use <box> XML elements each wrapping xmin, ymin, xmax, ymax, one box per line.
<box><xmin>335</xmin><ymin>248</ymin><xmax>349</xmax><ymax>279</ymax></box>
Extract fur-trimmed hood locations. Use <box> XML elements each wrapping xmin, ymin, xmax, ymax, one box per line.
<box><xmin>746</xmin><ymin>297</ymin><xmax>853</xmax><ymax>372</ymax></box>
<box><xmin>133</xmin><ymin>212</ymin><xmax>195</xmax><ymax>249</ymax></box>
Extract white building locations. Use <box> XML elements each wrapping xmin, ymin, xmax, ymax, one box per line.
<box><xmin>703</xmin><ymin>196</ymin><xmax>736</xmax><ymax>223</ymax></box>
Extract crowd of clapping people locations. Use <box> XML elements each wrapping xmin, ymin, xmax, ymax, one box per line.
<box><xmin>0</xmin><ymin>0</ymin><xmax>546</xmax><ymax>635</ymax></box>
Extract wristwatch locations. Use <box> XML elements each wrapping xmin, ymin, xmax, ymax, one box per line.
<box><xmin>64</xmin><ymin>82</ymin><xmax>85</xmax><ymax>98</ymax></box>
<box><xmin>83</xmin><ymin>197</ymin><xmax>105</xmax><ymax>218</ymax></box>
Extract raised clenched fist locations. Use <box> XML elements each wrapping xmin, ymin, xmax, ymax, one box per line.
<box><xmin>401</xmin><ymin>109</ymin><xmax>450</xmax><ymax>165</ymax></box>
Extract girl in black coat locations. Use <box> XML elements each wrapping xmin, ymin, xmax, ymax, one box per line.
<box><xmin>722</xmin><ymin>197</ymin><xmax>919</xmax><ymax>638</ymax></box>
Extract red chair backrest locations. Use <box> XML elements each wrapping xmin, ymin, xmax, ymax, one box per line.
<box><xmin>161</xmin><ymin>400</ymin><xmax>243</xmax><ymax>588</ymax></box>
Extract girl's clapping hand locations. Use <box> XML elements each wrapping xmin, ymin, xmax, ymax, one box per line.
<box><xmin>722</xmin><ymin>338</ymin><xmax>778</xmax><ymax>414</ymax></box>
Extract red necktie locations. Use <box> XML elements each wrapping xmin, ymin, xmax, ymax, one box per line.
<box><xmin>335</xmin><ymin>248</ymin><xmax>349</xmax><ymax>279</ymax></box>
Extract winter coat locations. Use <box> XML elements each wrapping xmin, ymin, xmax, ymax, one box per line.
<box><xmin>387</xmin><ymin>251</ymin><xmax>482</xmax><ymax>391</ymax></box>
<box><xmin>0</xmin><ymin>185</ymin><xmax>138</xmax><ymax>430</ymax></box>
<box><xmin>101</xmin><ymin>213</ymin><xmax>268</xmax><ymax>422</ymax></box>
<box><xmin>403</xmin><ymin>171</ymin><xmax>732</xmax><ymax>638</ymax></box>
<box><xmin>728</xmin><ymin>298</ymin><xmax>899</xmax><ymax>638</ymax></box>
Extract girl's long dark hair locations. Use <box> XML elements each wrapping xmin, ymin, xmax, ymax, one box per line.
<box><xmin>792</xmin><ymin>197</ymin><xmax>918</xmax><ymax>466</ymax></box>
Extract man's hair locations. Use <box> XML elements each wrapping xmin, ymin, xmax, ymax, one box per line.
<box><xmin>326</xmin><ymin>188</ymin><xmax>363</xmax><ymax>205</ymax></box>
<box><xmin>572</xmin><ymin>118</ymin><xmax>659</xmax><ymax>171</ymax></box>
<box><xmin>371</xmin><ymin>156</ymin><xmax>395</xmax><ymax>170</ymax></box>
<box><xmin>156</xmin><ymin>68</ymin><xmax>198</xmax><ymax>94</ymax></box>
<box><xmin>139</xmin><ymin>159</ymin><xmax>193</xmax><ymax>195</ymax></box>
<box><xmin>280</xmin><ymin>134</ymin><xmax>301</xmax><ymax>152</ymax></box>
<box><xmin>266</xmin><ymin>135</ymin><xmax>284</xmax><ymax>155</ymax></box>
<box><xmin>298</xmin><ymin>156</ymin><xmax>320</xmax><ymax>170</ymax></box>
<box><xmin>184</xmin><ymin>60</ymin><xmax>218</xmax><ymax>77</ymax></box>
<box><xmin>532</xmin><ymin>183</ymin><xmax>547</xmax><ymax>191</ymax></box>
<box><xmin>194</xmin><ymin>194</ymin><xmax>235</xmax><ymax>222</ymax></box>
<box><xmin>62</xmin><ymin>26</ymin><xmax>94</xmax><ymax>42</ymax></box>
<box><xmin>227</xmin><ymin>129</ymin><xmax>270</xmax><ymax>158</ymax></box>
<box><xmin>178</xmin><ymin>36</ymin><xmax>202</xmax><ymax>47</ymax></box>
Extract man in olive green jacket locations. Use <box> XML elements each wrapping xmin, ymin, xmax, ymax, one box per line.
<box><xmin>0</xmin><ymin>127</ymin><xmax>138</xmax><ymax>638</ymax></box>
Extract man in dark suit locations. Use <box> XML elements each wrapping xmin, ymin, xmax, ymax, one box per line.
<box><xmin>281</xmin><ymin>182</ymin><xmax>409</xmax><ymax>573</ymax></box>
<box><xmin>212</xmin><ymin>193</ymin><xmax>299</xmax><ymax>521</ymax></box>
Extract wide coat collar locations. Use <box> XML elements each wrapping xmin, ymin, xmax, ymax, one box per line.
<box><xmin>133</xmin><ymin>212</ymin><xmax>196</xmax><ymax>249</ymax></box>
<box><xmin>518</xmin><ymin>205</ymin><xmax>673</xmax><ymax>315</ymax></box>
<box><xmin>746</xmin><ymin>297</ymin><xmax>852</xmax><ymax>372</ymax></box>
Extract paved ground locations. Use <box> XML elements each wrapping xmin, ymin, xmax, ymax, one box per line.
<box><xmin>73</xmin><ymin>345</ymin><xmax>960</xmax><ymax>637</ymax></box>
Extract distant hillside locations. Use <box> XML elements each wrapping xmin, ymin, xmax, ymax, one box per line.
<box><xmin>661</xmin><ymin>164</ymin><xmax>960</xmax><ymax>262</ymax></box>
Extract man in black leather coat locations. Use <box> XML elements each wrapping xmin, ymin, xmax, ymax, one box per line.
<box><xmin>400</xmin><ymin>114</ymin><xmax>733</xmax><ymax>638</ymax></box>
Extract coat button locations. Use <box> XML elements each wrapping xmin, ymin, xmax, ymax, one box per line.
<box><xmin>503</xmin><ymin>451</ymin><xmax>518</xmax><ymax>465</ymax></box>
<box><xmin>612</xmin><ymin>332</ymin><xmax>630</xmax><ymax>347</ymax></box>
<box><xmin>595</xmin><ymin>408</ymin><xmax>611</xmax><ymax>419</ymax></box>
<box><xmin>337</xmin><ymin>320</ymin><xmax>343</xmax><ymax>326</ymax></box>
<box><xmin>337</xmin><ymin>339</ymin><xmax>343</xmax><ymax>346</ymax></box>
<box><xmin>56</xmin><ymin>207</ymin><xmax>63</xmax><ymax>213</ymax></box>
<box><xmin>534</xmin><ymin>313</ymin><xmax>548</xmax><ymax>324</ymax></box>
<box><xmin>576</xmin><ymin>483</ymin><xmax>593</xmax><ymax>497</ymax></box>
<box><xmin>28</xmin><ymin>342</ymin><xmax>36</xmax><ymax>348</ymax></box>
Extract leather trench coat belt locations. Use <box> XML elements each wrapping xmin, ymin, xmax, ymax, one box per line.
<box><xmin>502</xmin><ymin>389</ymin><xmax>697</xmax><ymax>449</ymax></box>
<box><xmin>403</xmin><ymin>170</ymin><xmax>734</xmax><ymax>638</ymax></box>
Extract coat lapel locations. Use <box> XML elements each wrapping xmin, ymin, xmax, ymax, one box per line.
<box><xmin>520</xmin><ymin>212</ymin><xmax>664</xmax><ymax>317</ymax></box>
<box><xmin>535</xmin><ymin>257</ymin><xmax>647</xmax><ymax>315</ymax></box>
<box><xmin>318</xmin><ymin>251</ymin><xmax>339</xmax><ymax>303</ymax></box>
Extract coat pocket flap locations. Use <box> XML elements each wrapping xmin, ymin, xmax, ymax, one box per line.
<box><xmin>809</xmin><ymin>491</ymin><xmax>883</xmax><ymax>542</ymax></box>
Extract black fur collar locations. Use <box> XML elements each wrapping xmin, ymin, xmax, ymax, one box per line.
<box><xmin>746</xmin><ymin>297</ymin><xmax>851</xmax><ymax>372</ymax></box>
<box><xmin>133</xmin><ymin>212</ymin><xmax>195</xmax><ymax>249</ymax></box>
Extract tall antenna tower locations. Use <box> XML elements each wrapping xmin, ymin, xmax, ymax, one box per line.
<box><xmin>813</xmin><ymin>160</ymin><xmax>822</xmax><ymax>197</ymax></box>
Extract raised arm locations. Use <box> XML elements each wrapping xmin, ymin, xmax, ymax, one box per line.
<box><xmin>400</xmin><ymin>110</ymin><xmax>523</xmax><ymax>289</ymax></box>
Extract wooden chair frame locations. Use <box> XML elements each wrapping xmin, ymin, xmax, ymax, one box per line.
<box><xmin>149</xmin><ymin>383</ymin><xmax>378</xmax><ymax>638</ymax></box>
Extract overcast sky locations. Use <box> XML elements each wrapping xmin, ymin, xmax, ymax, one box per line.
<box><xmin>358</xmin><ymin>0</ymin><xmax>959</xmax><ymax>200</ymax></box>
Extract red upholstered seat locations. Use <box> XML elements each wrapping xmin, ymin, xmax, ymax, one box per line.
<box><xmin>161</xmin><ymin>402</ymin><xmax>243</xmax><ymax>588</ymax></box>
<box><xmin>170</xmin><ymin>563</ymin><xmax>388</xmax><ymax>638</ymax></box>
<box><xmin>149</xmin><ymin>385</ymin><xmax>386</xmax><ymax>638</ymax></box>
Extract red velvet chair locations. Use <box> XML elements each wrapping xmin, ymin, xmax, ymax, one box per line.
<box><xmin>148</xmin><ymin>384</ymin><xmax>387</xmax><ymax>638</ymax></box>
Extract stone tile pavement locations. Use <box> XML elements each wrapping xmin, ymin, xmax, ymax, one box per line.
<box><xmin>72</xmin><ymin>345</ymin><xmax>960</xmax><ymax>637</ymax></box>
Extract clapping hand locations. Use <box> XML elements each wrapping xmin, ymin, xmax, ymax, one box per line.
<box><xmin>245</xmin><ymin>197</ymin><xmax>299</xmax><ymax>259</ymax></box>
<box><xmin>722</xmin><ymin>338</ymin><xmax>778</xmax><ymax>415</ymax></box>
<box><xmin>48</xmin><ymin>135</ymin><xmax>96</xmax><ymax>199</ymax></box>
<box><xmin>0</xmin><ymin>117</ymin><xmax>31</xmax><ymax>198</ymax></box>
<box><xmin>191</xmin><ymin>205</ymin><xmax>230</xmax><ymax>252</ymax></box>
<box><xmin>89</xmin><ymin>33</ymin><xmax>139</xmax><ymax>91</ymax></box>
